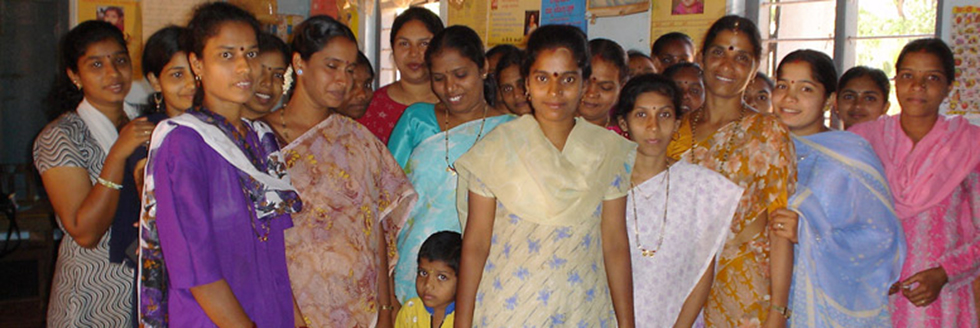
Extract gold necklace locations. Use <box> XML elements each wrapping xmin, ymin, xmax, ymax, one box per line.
<box><xmin>690</xmin><ymin>104</ymin><xmax>746</xmax><ymax>167</ymax></box>
<box><xmin>444</xmin><ymin>104</ymin><xmax>488</xmax><ymax>174</ymax></box>
<box><xmin>630</xmin><ymin>163</ymin><xmax>670</xmax><ymax>257</ymax></box>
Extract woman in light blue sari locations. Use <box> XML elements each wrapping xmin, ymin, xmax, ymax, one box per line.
<box><xmin>770</xmin><ymin>50</ymin><xmax>906</xmax><ymax>327</ymax></box>
<box><xmin>387</xmin><ymin>25</ymin><xmax>512</xmax><ymax>304</ymax></box>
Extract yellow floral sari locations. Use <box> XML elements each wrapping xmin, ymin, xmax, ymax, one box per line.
<box><xmin>667</xmin><ymin>111</ymin><xmax>796</xmax><ymax>327</ymax></box>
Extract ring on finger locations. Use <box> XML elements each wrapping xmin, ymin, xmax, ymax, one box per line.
<box><xmin>775</xmin><ymin>223</ymin><xmax>784</xmax><ymax>229</ymax></box>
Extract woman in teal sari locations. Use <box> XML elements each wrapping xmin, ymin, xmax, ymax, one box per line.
<box><xmin>770</xmin><ymin>50</ymin><xmax>906</xmax><ymax>327</ymax></box>
<box><xmin>388</xmin><ymin>25</ymin><xmax>512</xmax><ymax>304</ymax></box>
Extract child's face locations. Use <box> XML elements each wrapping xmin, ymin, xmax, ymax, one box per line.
<box><xmin>670</xmin><ymin>66</ymin><xmax>704</xmax><ymax>115</ymax></box>
<box><xmin>416</xmin><ymin>258</ymin><xmax>457</xmax><ymax>311</ymax></box>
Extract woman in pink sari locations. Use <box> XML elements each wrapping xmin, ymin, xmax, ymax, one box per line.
<box><xmin>849</xmin><ymin>38</ymin><xmax>980</xmax><ymax>328</ymax></box>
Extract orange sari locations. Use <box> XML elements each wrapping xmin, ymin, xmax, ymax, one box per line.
<box><xmin>667</xmin><ymin>111</ymin><xmax>796</xmax><ymax>327</ymax></box>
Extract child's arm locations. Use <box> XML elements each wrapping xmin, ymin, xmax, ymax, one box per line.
<box><xmin>454</xmin><ymin>191</ymin><xmax>497</xmax><ymax>328</ymax></box>
<box><xmin>600</xmin><ymin>196</ymin><xmax>635</xmax><ymax>328</ymax></box>
<box><xmin>189</xmin><ymin>279</ymin><xmax>253</xmax><ymax>327</ymax></box>
<box><xmin>673</xmin><ymin>260</ymin><xmax>714</xmax><ymax>328</ymax></box>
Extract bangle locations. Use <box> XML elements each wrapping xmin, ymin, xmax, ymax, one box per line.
<box><xmin>771</xmin><ymin>304</ymin><xmax>792</xmax><ymax>319</ymax></box>
<box><xmin>380</xmin><ymin>304</ymin><xmax>394</xmax><ymax>311</ymax></box>
<box><xmin>97</xmin><ymin>177</ymin><xmax>123</xmax><ymax>190</ymax></box>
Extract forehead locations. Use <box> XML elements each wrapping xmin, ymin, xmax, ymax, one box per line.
<box><xmin>430</xmin><ymin>48</ymin><xmax>477</xmax><ymax>69</ymax></box>
<box><xmin>205</xmin><ymin>22</ymin><xmax>257</xmax><ymax>49</ymax></box>
<box><xmin>257</xmin><ymin>51</ymin><xmax>287</xmax><ymax>66</ymax></box>
<box><xmin>778</xmin><ymin>61</ymin><xmax>816</xmax><ymax>80</ymax></box>
<box><xmin>707</xmin><ymin>30</ymin><xmax>754</xmax><ymax>54</ymax></box>
<box><xmin>83</xmin><ymin>38</ymin><xmax>127</xmax><ymax>57</ymax></box>
<box><xmin>532</xmin><ymin>48</ymin><xmax>579</xmax><ymax>72</ymax></box>
<box><xmin>635</xmin><ymin>91</ymin><xmax>673</xmax><ymax>106</ymax></box>
<box><xmin>661</xmin><ymin>40</ymin><xmax>694</xmax><ymax>54</ymax></box>
<box><xmin>396</xmin><ymin>20</ymin><xmax>433</xmax><ymax>39</ymax></box>
<box><xmin>750</xmin><ymin>77</ymin><xmax>771</xmax><ymax>91</ymax></box>
<box><xmin>672</xmin><ymin>67</ymin><xmax>701</xmax><ymax>80</ymax></box>
<box><xmin>842</xmin><ymin>75</ymin><xmax>883</xmax><ymax>92</ymax></box>
<box><xmin>419</xmin><ymin>258</ymin><xmax>454</xmax><ymax>272</ymax></box>
<box><xmin>898</xmin><ymin>51</ymin><xmax>944</xmax><ymax>70</ymax></box>
<box><xmin>311</xmin><ymin>37</ymin><xmax>358</xmax><ymax>63</ymax></box>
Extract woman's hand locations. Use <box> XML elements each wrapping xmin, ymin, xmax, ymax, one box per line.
<box><xmin>769</xmin><ymin>208</ymin><xmax>799</xmax><ymax>243</ymax></box>
<box><xmin>110</xmin><ymin>118</ymin><xmax>155</xmax><ymax>159</ymax></box>
<box><xmin>901</xmin><ymin>267</ymin><xmax>948</xmax><ymax>307</ymax></box>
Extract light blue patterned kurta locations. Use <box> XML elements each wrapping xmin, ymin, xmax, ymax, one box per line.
<box><xmin>388</xmin><ymin>103</ymin><xmax>513</xmax><ymax>303</ymax></box>
<box><xmin>787</xmin><ymin>131</ymin><xmax>906</xmax><ymax>327</ymax></box>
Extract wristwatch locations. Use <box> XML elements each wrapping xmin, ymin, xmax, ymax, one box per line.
<box><xmin>772</xmin><ymin>304</ymin><xmax>792</xmax><ymax>319</ymax></box>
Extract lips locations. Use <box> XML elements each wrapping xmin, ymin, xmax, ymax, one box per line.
<box><xmin>407</xmin><ymin>63</ymin><xmax>423</xmax><ymax>71</ymax></box>
<box><xmin>106</xmin><ymin>83</ymin><xmax>125</xmax><ymax>93</ymax></box>
<box><xmin>715</xmin><ymin>75</ymin><xmax>735</xmax><ymax>83</ymax></box>
<box><xmin>447</xmin><ymin>94</ymin><xmax>463</xmax><ymax>104</ymax></box>
<box><xmin>255</xmin><ymin>92</ymin><xmax>272</xmax><ymax>105</ymax></box>
<box><xmin>235</xmin><ymin>80</ymin><xmax>252</xmax><ymax>90</ymax></box>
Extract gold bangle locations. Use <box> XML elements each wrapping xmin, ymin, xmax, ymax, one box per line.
<box><xmin>379</xmin><ymin>304</ymin><xmax>394</xmax><ymax>311</ymax></box>
<box><xmin>97</xmin><ymin>177</ymin><xmax>123</xmax><ymax>190</ymax></box>
<box><xmin>771</xmin><ymin>304</ymin><xmax>792</xmax><ymax>319</ymax></box>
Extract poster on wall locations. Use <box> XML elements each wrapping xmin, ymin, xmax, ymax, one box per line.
<box><xmin>541</xmin><ymin>0</ymin><xmax>587</xmax><ymax>33</ymax></box>
<box><xmin>487</xmin><ymin>0</ymin><xmax>539</xmax><ymax>46</ymax></box>
<box><xmin>311</xmin><ymin>0</ymin><xmax>340</xmax><ymax>19</ymax></box>
<box><xmin>942</xmin><ymin>6</ymin><xmax>980</xmax><ymax>122</ymax></box>
<box><xmin>449</xmin><ymin>0</ymin><xmax>490</xmax><ymax>45</ymax></box>
<box><xmin>78</xmin><ymin>0</ymin><xmax>143</xmax><ymax>77</ymax></box>
<box><xmin>141</xmin><ymin>0</ymin><xmax>208</xmax><ymax>44</ymax></box>
<box><xmin>587</xmin><ymin>0</ymin><xmax>647</xmax><ymax>18</ymax></box>
<box><xmin>649</xmin><ymin>0</ymin><xmax>724</xmax><ymax>54</ymax></box>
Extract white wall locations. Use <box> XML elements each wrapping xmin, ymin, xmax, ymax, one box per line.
<box><xmin>587</xmin><ymin>11</ymin><xmax>652</xmax><ymax>54</ymax></box>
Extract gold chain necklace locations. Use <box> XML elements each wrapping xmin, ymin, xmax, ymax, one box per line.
<box><xmin>445</xmin><ymin>104</ymin><xmax>488</xmax><ymax>174</ymax></box>
<box><xmin>630</xmin><ymin>163</ymin><xmax>670</xmax><ymax>257</ymax></box>
<box><xmin>690</xmin><ymin>104</ymin><xmax>746</xmax><ymax>167</ymax></box>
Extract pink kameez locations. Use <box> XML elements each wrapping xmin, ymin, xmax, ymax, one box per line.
<box><xmin>850</xmin><ymin>115</ymin><xmax>980</xmax><ymax>327</ymax></box>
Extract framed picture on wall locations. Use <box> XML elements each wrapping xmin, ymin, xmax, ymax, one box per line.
<box><xmin>587</xmin><ymin>0</ymin><xmax>648</xmax><ymax>18</ymax></box>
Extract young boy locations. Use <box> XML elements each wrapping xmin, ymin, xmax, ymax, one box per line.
<box><xmin>396</xmin><ymin>231</ymin><xmax>460</xmax><ymax>328</ymax></box>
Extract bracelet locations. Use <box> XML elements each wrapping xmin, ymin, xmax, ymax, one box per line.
<box><xmin>379</xmin><ymin>304</ymin><xmax>394</xmax><ymax>311</ymax></box>
<box><xmin>771</xmin><ymin>304</ymin><xmax>792</xmax><ymax>319</ymax></box>
<box><xmin>97</xmin><ymin>177</ymin><xmax>123</xmax><ymax>190</ymax></box>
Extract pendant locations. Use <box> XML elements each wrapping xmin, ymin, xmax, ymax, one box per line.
<box><xmin>446</xmin><ymin>166</ymin><xmax>457</xmax><ymax>175</ymax></box>
<box><xmin>641</xmin><ymin>249</ymin><xmax>657</xmax><ymax>257</ymax></box>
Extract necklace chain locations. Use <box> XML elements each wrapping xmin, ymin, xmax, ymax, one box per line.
<box><xmin>630</xmin><ymin>163</ymin><xmax>670</xmax><ymax>257</ymax></box>
<box><xmin>445</xmin><ymin>104</ymin><xmax>489</xmax><ymax>174</ymax></box>
<box><xmin>690</xmin><ymin>104</ymin><xmax>746</xmax><ymax>167</ymax></box>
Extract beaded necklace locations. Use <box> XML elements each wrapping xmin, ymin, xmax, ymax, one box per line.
<box><xmin>630</xmin><ymin>163</ymin><xmax>670</xmax><ymax>257</ymax></box>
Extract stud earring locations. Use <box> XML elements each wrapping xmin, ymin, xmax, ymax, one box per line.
<box><xmin>297</xmin><ymin>68</ymin><xmax>304</xmax><ymax>76</ymax></box>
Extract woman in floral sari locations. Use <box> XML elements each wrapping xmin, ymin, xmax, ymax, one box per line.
<box><xmin>387</xmin><ymin>25</ymin><xmax>512</xmax><ymax>304</ymax></box>
<box><xmin>665</xmin><ymin>15</ymin><xmax>796</xmax><ymax>327</ymax></box>
<box><xmin>264</xmin><ymin>16</ymin><xmax>416</xmax><ymax>327</ymax></box>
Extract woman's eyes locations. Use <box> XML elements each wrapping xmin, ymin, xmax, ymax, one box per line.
<box><xmin>534</xmin><ymin>75</ymin><xmax>548</xmax><ymax>83</ymax></box>
<box><xmin>841</xmin><ymin>94</ymin><xmax>855</xmax><ymax>100</ymax></box>
<box><xmin>171</xmin><ymin>72</ymin><xmax>184</xmax><ymax>79</ymax></box>
<box><xmin>898</xmin><ymin>73</ymin><xmax>913</xmax><ymax>80</ymax></box>
<box><xmin>115</xmin><ymin>57</ymin><xmax>130</xmax><ymax>64</ymax></box>
<box><xmin>561</xmin><ymin>76</ymin><xmax>576</xmax><ymax>84</ymax></box>
<box><xmin>273</xmin><ymin>73</ymin><xmax>285</xmax><ymax>80</ymax></box>
<box><xmin>92</xmin><ymin>61</ymin><xmax>103</xmax><ymax>68</ymax></box>
<box><xmin>802</xmin><ymin>86</ymin><xmax>814</xmax><ymax>93</ymax></box>
<box><xmin>633</xmin><ymin>111</ymin><xmax>647</xmax><ymax>118</ymax></box>
<box><xmin>774</xmin><ymin>83</ymin><xmax>788</xmax><ymax>90</ymax></box>
<box><xmin>709</xmin><ymin>48</ymin><xmax>724</xmax><ymax>56</ymax></box>
<box><xmin>501</xmin><ymin>85</ymin><xmax>514</xmax><ymax>93</ymax></box>
<box><xmin>658</xmin><ymin>111</ymin><xmax>673</xmax><ymax>119</ymax></box>
<box><xmin>437</xmin><ymin>274</ymin><xmax>448</xmax><ymax>281</ymax></box>
<box><xmin>246</xmin><ymin>51</ymin><xmax>257</xmax><ymax>58</ymax></box>
<box><xmin>863</xmin><ymin>95</ymin><xmax>878</xmax><ymax>102</ymax></box>
<box><xmin>757</xmin><ymin>94</ymin><xmax>768</xmax><ymax>101</ymax></box>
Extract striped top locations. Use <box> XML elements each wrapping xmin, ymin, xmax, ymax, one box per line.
<box><xmin>33</xmin><ymin>111</ymin><xmax>133</xmax><ymax>327</ymax></box>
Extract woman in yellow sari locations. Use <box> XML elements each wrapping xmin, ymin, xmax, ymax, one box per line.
<box><xmin>666</xmin><ymin>16</ymin><xmax>796</xmax><ymax>328</ymax></box>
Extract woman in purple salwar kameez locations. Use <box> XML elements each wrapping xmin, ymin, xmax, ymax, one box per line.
<box><xmin>138</xmin><ymin>3</ymin><xmax>304</xmax><ymax>327</ymax></box>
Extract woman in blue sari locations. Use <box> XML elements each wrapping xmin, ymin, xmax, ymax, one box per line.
<box><xmin>770</xmin><ymin>49</ymin><xmax>906</xmax><ymax>327</ymax></box>
<box><xmin>387</xmin><ymin>25</ymin><xmax>512</xmax><ymax>304</ymax></box>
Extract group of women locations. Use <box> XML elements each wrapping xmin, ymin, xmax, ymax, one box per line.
<box><xmin>30</xmin><ymin>1</ymin><xmax>977</xmax><ymax>327</ymax></box>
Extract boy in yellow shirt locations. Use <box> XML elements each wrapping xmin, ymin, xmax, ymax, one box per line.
<box><xmin>396</xmin><ymin>231</ymin><xmax>459</xmax><ymax>328</ymax></box>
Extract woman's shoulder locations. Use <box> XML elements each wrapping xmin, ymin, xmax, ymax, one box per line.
<box><xmin>33</xmin><ymin>112</ymin><xmax>93</xmax><ymax>171</ymax></box>
<box><xmin>676</xmin><ymin>159</ymin><xmax>740</xmax><ymax>189</ymax></box>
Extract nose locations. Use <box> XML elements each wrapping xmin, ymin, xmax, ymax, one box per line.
<box><xmin>236</xmin><ymin>55</ymin><xmax>251</xmax><ymax>76</ymax></box>
<box><xmin>547</xmin><ymin>79</ymin><xmax>562</xmax><ymax>96</ymax></box>
<box><xmin>258</xmin><ymin>70</ymin><xmax>272</xmax><ymax>88</ymax></box>
<box><xmin>410</xmin><ymin>44</ymin><xmax>423</xmax><ymax>58</ymax></box>
<box><xmin>583</xmin><ymin>79</ymin><xmax>599</xmax><ymax>99</ymax></box>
